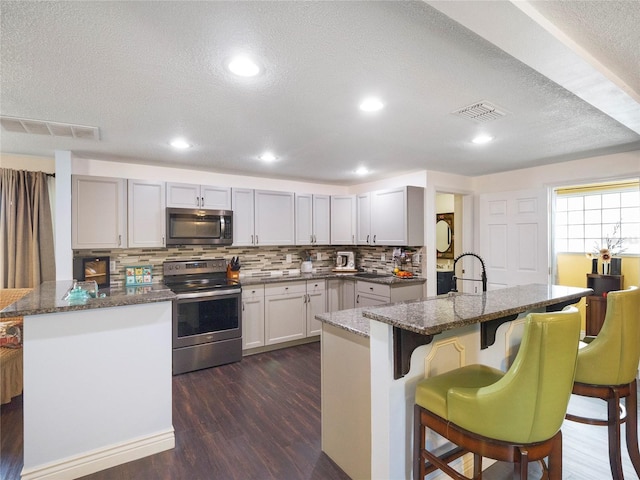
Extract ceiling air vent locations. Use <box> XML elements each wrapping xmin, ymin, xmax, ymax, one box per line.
<box><xmin>451</xmin><ymin>101</ymin><xmax>506</xmax><ymax>123</ymax></box>
<box><xmin>0</xmin><ymin>116</ymin><xmax>100</xmax><ymax>140</ymax></box>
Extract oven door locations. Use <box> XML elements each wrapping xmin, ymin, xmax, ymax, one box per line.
<box><xmin>173</xmin><ymin>289</ymin><xmax>241</xmax><ymax>349</ymax></box>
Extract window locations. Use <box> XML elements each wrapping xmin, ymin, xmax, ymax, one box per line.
<box><xmin>554</xmin><ymin>180</ymin><xmax>639</xmax><ymax>255</ymax></box>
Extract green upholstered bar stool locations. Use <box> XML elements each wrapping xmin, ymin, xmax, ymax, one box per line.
<box><xmin>565</xmin><ymin>286</ymin><xmax>640</xmax><ymax>479</ymax></box>
<box><xmin>413</xmin><ymin>307</ymin><xmax>581</xmax><ymax>480</ymax></box>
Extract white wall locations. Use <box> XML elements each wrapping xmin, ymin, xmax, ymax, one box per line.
<box><xmin>0</xmin><ymin>153</ymin><xmax>55</xmax><ymax>173</ymax></box>
<box><xmin>472</xmin><ymin>150</ymin><xmax>640</xmax><ymax>193</ymax></box>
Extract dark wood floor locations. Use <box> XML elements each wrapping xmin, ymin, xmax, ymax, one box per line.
<box><xmin>1</xmin><ymin>343</ymin><xmax>639</xmax><ymax>479</ymax></box>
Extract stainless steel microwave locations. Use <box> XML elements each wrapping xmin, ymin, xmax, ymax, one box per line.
<box><xmin>166</xmin><ymin>208</ymin><xmax>233</xmax><ymax>246</ymax></box>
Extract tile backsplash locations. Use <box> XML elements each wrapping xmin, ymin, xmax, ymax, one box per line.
<box><xmin>74</xmin><ymin>245</ymin><xmax>424</xmax><ymax>288</ymax></box>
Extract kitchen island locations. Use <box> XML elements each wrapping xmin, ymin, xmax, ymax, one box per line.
<box><xmin>0</xmin><ymin>281</ymin><xmax>176</xmax><ymax>480</ymax></box>
<box><xmin>317</xmin><ymin>284</ymin><xmax>591</xmax><ymax>480</ymax></box>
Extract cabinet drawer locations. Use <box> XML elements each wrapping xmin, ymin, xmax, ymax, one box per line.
<box><xmin>306</xmin><ymin>279</ymin><xmax>326</xmax><ymax>293</ymax></box>
<box><xmin>243</xmin><ymin>285</ymin><xmax>264</xmax><ymax>300</ymax></box>
<box><xmin>265</xmin><ymin>281</ymin><xmax>306</xmax><ymax>296</ymax></box>
<box><xmin>356</xmin><ymin>280</ymin><xmax>390</xmax><ymax>299</ymax></box>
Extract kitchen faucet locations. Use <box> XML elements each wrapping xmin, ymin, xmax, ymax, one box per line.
<box><xmin>450</xmin><ymin>252</ymin><xmax>487</xmax><ymax>293</ymax></box>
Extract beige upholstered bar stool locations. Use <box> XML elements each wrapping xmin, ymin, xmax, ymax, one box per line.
<box><xmin>413</xmin><ymin>307</ymin><xmax>581</xmax><ymax>480</ymax></box>
<box><xmin>565</xmin><ymin>286</ymin><xmax>640</xmax><ymax>479</ymax></box>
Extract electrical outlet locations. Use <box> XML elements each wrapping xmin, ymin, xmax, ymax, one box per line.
<box><xmin>316</xmin><ymin>252</ymin><xmax>322</xmax><ymax>261</ymax></box>
<box><xmin>381</xmin><ymin>253</ymin><xmax>386</xmax><ymax>261</ymax></box>
<box><xmin>286</xmin><ymin>254</ymin><xmax>292</xmax><ymax>263</ymax></box>
<box><xmin>110</xmin><ymin>261</ymin><xmax>116</xmax><ymax>272</ymax></box>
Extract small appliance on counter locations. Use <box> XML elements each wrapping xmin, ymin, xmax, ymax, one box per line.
<box><xmin>333</xmin><ymin>251</ymin><xmax>356</xmax><ymax>272</ymax></box>
<box><xmin>73</xmin><ymin>256</ymin><xmax>110</xmax><ymax>288</ymax></box>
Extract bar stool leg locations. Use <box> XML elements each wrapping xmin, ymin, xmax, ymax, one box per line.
<box><xmin>608</xmin><ymin>388</ymin><xmax>624</xmax><ymax>480</ymax></box>
<box><xmin>625</xmin><ymin>379</ymin><xmax>640</xmax><ymax>476</ymax></box>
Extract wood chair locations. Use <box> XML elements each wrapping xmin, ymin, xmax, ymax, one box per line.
<box><xmin>414</xmin><ymin>307</ymin><xmax>581</xmax><ymax>480</ymax></box>
<box><xmin>1</xmin><ymin>288</ymin><xmax>33</xmax><ymax>404</ymax></box>
<box><xmin>565</xmin><ymin>285</ymin><xmax>640</xmax><ymax>479</ymax></box>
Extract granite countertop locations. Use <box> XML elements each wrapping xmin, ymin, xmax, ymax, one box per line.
<box><xmin>240</xmin><ymin>271</ymin><xmax>426</xmax><ymax>286</ymax></box>
<box><xmin>0</xmin><ymin>281</ymin><xmax>176</xmax><ymax>318</ymax></box>
<box><xmin>316</xmin><ymin>308</ymin><xmax>371</xmax><ymax>337</ymax></box>
<box><xmin>363</xmin><ymin>284</ymin><xmax>592</xmax><ymax>335</ymax></box>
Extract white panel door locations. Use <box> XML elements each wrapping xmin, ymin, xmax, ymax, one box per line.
<box><xmin>295</xmin><ymin>193</ymin><xmax>313</xmax><ymax>245</ymax></box>
<box><xmin>371</xmin><ymin>187</ymin><xmax>407</xmax><ymax>245</ymax></box>
<box><xmin>231</xmin><ymin>188</ymin><xmax>255</xmax><ymax>246</ymax></box>
<box><xmin>242</xmin><ymin>286</ymin><xmax>265</xmax><ymax>350</ymax></box>
<box><xmin>127</xmin><ymin>179</ymin><xmax>166</xmax><ymax>248</ymax></box>
<box><xmin>166</xmin><ymin>182</ymin><xmax>200</xmax><ymax>208</ymax></box>
<box><xmin>312</xmin><ymin>194</ymin><xmax>331</xmax><ymax>245</ymax></box>
<box><xmin>356</xmin><ymin>192</ymin><xmax>371</xmax><ymax>245</ymax></box>
<box><xmin>201</xmin><ymin>185</ymin><xmax>231</xmax><ymax>210</ymax></box>
<box><xmin>255</xmin><ymin>190</ymin><xmax>295</xmax><ymax>245</ymax></box>
<box><xmin>479</xmin><ymin>188</ymin><xmax>549</xmax><ymax>289</ymax></box>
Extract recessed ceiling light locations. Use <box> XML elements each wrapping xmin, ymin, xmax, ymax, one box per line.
<box><xmin>359</xmin><ymin>97</ymin><xmax>384</xmax><ymax>112</ymax></box>
<box><xmin>472</xmin><ymin>135</ymin><xmax>494</xmax><ymax>144</ymax></box>
<box><xmin>170</xmin><ymin>138</ymin><xmax>191</xmax><ymax>149</ymax></box>
<box><xmin>228</xmin><ymin>56</ymin><xmax>260</xmax><ymax>77</ymax></box>
<box><xmin>259</xmin><ymin>152</ymin><xmax>277</xmax><ymax>162</ymax></box>
<box><xmin>355</xmin><ymin>166</ymin><xmax>369</xmax><ymax>175</ymax></box>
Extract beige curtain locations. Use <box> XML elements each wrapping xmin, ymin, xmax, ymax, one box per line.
<box><xmin>0</xmin><ymin>168</ymin><xmax>56</xmax><ymax>288</ymax></box>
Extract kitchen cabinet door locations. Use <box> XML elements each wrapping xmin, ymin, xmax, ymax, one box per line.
<box><xmin>201</xmin><ymin>185</ymin><xmax>231</xmax><ymax>210</ymax></box>
<box><xmin>306</xmin><ymin>280</ymin><xmax>326</xmax><ymax>337</ymax></box>
<box><xmin>356</xmin><ymin>292</ymin><xmax>388</xmax><ymax>307</ymax></box>
<box><xmin>295</xmin><ymin>194</ymin><xmax>314</xmax><ymax>245</ymax></box>
<box><xmin>327</xmin><ymin>279</ymin><xmax>342</xmax><ymax>312</ymax></box>
<box><xmin>128</xmin><ymin>179</ymin><xmax>166</xmax><ymax>248</ymax></box>
<box><xmin>265</xmin><ymin>282</ymin><xmax>306</xmax><ymax>345</ymax></box>
<box><xmin>72</xmin><ymin>175</ymin><xmax>127</xmax><ymax>249</ymax></box>
<box><xmin>242</xmin><ymin>285</ymin><xmax>265</xmax><ymax>350</ymax></box>
<box><xmin>232</xmin><ymin>188</ymin><xmax>255</xmax><ymax>246</ymax></box>
<box><xmin>255</xmin><ymin>190</ymin><xmax>295</xmax><ymax>246</ymax></box>
<box><xmin>313</xmin><ymin>195</ymin><xmax>331</xmax><ymax>245</ymax></box>
<box><xmin>296</xmin><ymin>194</ymin><xmax>331</xmax><ymax>245</ymax></box>
<box><xmin>371</xmin><ymin>186</ymin><xmax>424</xmax><ymax>246</ymax></box>
<box><xmin>331</xmin><ymin>195</ymin><xmax>356</xmax><ymax>245</ymax></box>
<box><xmin>356</xmin><ymin>192</ymin><xmax>371</xmax><ymax>245</ymax></box>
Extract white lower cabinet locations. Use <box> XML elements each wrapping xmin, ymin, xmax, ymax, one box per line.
<box><xmin>355</xmin><ymin>280</ymin><xmax>424</xmax><ymax>307</ymax></box>
<box><xmin>265</xmin><ymin>282</ymin><xmax>307</xmax><ymax>345</ymax></box>
<box><xmin>242</xmin><ymin>285</ymin><xmax>265</xmax><ymax>350</ymax></box>
<box><xmin>306</xmin><ymin>280</ymin><xmax>326</xmax><ymax>337</ymax></box>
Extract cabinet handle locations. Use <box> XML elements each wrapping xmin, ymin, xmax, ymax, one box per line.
<box><xmin>366</xmin><ymin>234</ymin><xmax>370</xmax><ymax>244</ymax></box>
<box><xmin>313</xmin><ymin>234</ymin><xmax>316</xmax><ymax>244</ymax></box>
<box><xmin>251</xmin><ymin>235</ymin><xmax>254</xmax><ymax>245</ymax></box>
<box><xmin>118</xmin><ymin>234</ymin><xmax>122</xmax><ymax>246</ymax></box>
<box><xmin>369</xmin><ymin>287</ymin><xmax>374</xmax><ymax>291</ymax></box>
<box><xmin>356</xmin><ymin>294</ymin><xmax>360</xmax><ymax>304</ymax></box>
<box><xmin>310</xmin><ymin>234</ymin><xmax>314</xmax><ymax>243</ymax></box>
<box><xmin>352</xmin><ymin>234</ymin><xmax>355</xmax><ymax>244</ymax></box>
<box><xmin>373</xmin><ymin>234</ymin><xmax>376</xmax><ymax>244</ymax></box>
<box><xmin>196</xmin><ymin>196</ymin><xmax>200</xmax><ymax>207</ymax></box>
<box><xmin>162</xmin><ymin>236</ymin><xmax>165</xmax><ymax>246</ymax></box>
<box><xmin>242</xmin><ymin>302</ymin><xmax>245</xmax><ymax>311</ymax></box>
<box><xmin>256</xmin><ymin>235</ymin><xmax>259</xmax><ymax>244</ymax></box>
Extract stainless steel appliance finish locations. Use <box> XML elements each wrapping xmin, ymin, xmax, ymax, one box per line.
<box><xmin>335</xmin><ymin>251</ymin><xmax>356</xmax><ymax>271</ymax></box>
<box><xmin>163</xmin><ymin>259</ymin><xmax>242</xmax><ymax>374</ymax></box>
<box><xmin>166</xmin><ymin>208</ymin><xmax>233</xmax><ymax>246</ymax></box>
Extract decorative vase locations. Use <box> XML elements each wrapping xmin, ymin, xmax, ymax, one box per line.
<box><xmin>602</xmin><ymin>262</ymin><xmax>610</xmax><ymax>275</ymax></box>
<box><xmin>591</xmin><ymin>258</ymin><xmax>598</xmax><ymax>274</ymax></box>
<box><xmin>610</xmin><ymin>257</ymin><xmax>622</xmax><ymax>276</ymax></box>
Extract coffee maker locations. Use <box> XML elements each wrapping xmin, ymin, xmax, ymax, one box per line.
<box><xmin>334</xmin><ymin>251</ymin><xmax>356</xmax><ymax>271</ymax></box>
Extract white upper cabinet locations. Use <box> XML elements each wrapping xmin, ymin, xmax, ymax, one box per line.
<box><xmin>72</xmin><ymin>175</ymin><xmax>127</xmax><ymax>249</ymax></box>
<box><xmin>370</xmin><ymin>186</ymin><xmax>424</xmax><ymax>246</ymax></box>
<box><xmin>232</xmin><ymin>188</ymin><xmax>295</xmax><ymax>246</ymax></box>
<box><xmin>330</xmin><ymin>195</ymin><xmax>356</xmax><ymax>245</ymax></box>
<box><xmin>255</xmin><ymin>190</ymin><xmax>295</xmax><ymax>246</ymax></box>
<box><xmin>127</xmin><ymin>179</ymin><xmax>166</xmax><ymax>248</ymax></box>
<box><xmin>356</xmin><ymin>192</ymin><xmax>372</xmax><ymax>245</ymax></box>
<box><xmin>295</xmin><ymin>194</ymin><xmax>330</xmax><ymax>245</ymax></box>
<box><xmin>166</xmin><ymin>182</ymin><xmax>231</xmax><ymax>210</ymax></box>
<box><xmin>231</xmin><ymin>188</ymin><xmax>256</xmax><ymax>246</ymax></box>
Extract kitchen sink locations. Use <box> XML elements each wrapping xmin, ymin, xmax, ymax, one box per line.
<box><xmin>355</xmin><ymin>273</ymin><xmax>392</xmax><ymax>279</ymax></box>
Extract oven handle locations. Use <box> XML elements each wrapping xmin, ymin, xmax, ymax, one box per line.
<box><xmin>175</xmin><ymin>288</ymin><xmax>242</xmax><ymax>300</ymax></box>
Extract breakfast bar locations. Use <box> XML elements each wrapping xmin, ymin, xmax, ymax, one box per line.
<box><xmin>0</xmin><ymin>282</ymin><xmax>176</xmax><ymax>480</ymax></box>
<box><xmin>317</xmin><ymin>284</ymin><xmax>592</xmax><ymax>479</ymax></box>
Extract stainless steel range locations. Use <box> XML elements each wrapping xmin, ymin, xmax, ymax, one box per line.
<box><xmin>163</xmin><ymin>259</ymin><xmax>242</xmax><ymax>375</ymax></box>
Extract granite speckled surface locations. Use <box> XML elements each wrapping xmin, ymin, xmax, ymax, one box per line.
<box><xmin>0</xmin><ymin>281</ymin><xmax>175</xmax><ymax>318</ymax></box>
<box><xmin>240</xmin><ymin>271</ymin><xmax>425</xmax><ymax>286</ymax></box>
<box><xmin>315</xmin><ymin>308</ymin><xmax>371</xmax><ymax>337</ymax></box>
<box><xmin>363</xmin><ymin>284</ymin><xmax>592</xmax><ymax>335</ymax></box>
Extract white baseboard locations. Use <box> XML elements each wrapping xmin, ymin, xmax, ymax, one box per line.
<box><xmin>21</xmin><ymin>428</ymin><xmax>175</xmax><ymax>480</ymax></box>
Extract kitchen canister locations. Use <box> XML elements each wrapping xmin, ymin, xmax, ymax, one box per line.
<box><xmin>301</xmin><ymin>261</ymin><xmax>313</xmax><ymax>273</ymax></box>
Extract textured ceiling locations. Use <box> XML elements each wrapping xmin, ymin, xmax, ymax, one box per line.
<box><xmin>1</xmin><ymin>1</ymin><xmax>638</xmax><ymax>185</ymax></box>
